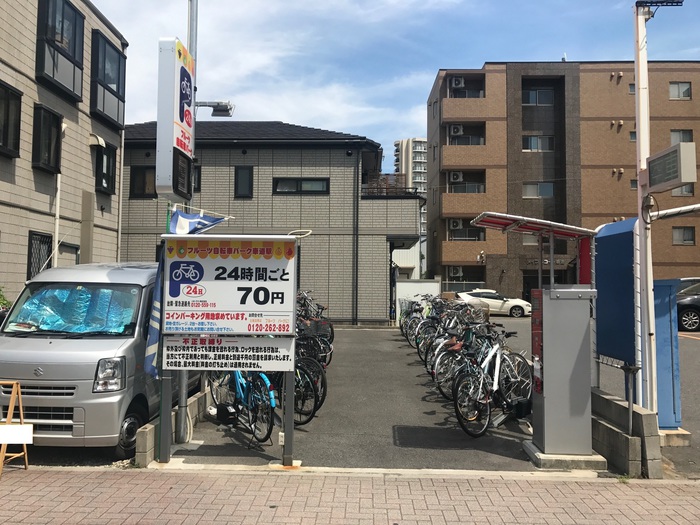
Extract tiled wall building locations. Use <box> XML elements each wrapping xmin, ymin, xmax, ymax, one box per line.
<box><xmin>427</xmin><ymin>61</ymin><xmax>700</xmax><ymax>299</ymax></box>
<box><xmin>122</xmin><ymin>121</ymin><xmax>422</xmax><ymax>324</ymax></box>
<box><xmin>392</xmin><ymin>138</ymin><xmax>427</xmax><ymax>279</ymax></box>
<box><xmin>0</xmin><ymin>0</ymin><xmax>127</xmax><ymax>300</ymax></box>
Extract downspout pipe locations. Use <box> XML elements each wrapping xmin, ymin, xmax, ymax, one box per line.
<box><xmin>352</xmin><ymin>147</ymin><xmax>360</xmax><ymax>325</ymax></box>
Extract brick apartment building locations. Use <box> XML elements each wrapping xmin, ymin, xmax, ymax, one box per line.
<box><xmin>427</xmin><ymin>61</ymin><xmax>700</xmax><ymax>299</ymax></box>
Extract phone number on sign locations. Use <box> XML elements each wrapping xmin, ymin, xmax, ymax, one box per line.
<box><xmin>247</xmin><ymin>323</ymin><xmax>291</xmax><ymax>333</ymax></box>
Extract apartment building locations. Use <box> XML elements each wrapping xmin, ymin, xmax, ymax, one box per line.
<box><xmin>427</xmin><ymin>61</ymin><xmax>700</xmax><ymax>299</ymax></box>
<box><xmin>392</xmin><ymin>138</ymin><xmax>427</xmax><ymax>279</ymax></box>
<box><xmin>122</xmin><ymin>121</ymin><xmax>423</xmax><ymax>324</ymax></box>
<box><xmin>0</xmin><ymin>0</ymin><xmax>127</xmax><ymax>300</ymax></box>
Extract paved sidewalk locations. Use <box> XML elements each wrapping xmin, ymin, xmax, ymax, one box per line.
<box><xmin>1</xmin><ymin>464</ymin><xmax>699</xmax><ymax>524</ymax></box>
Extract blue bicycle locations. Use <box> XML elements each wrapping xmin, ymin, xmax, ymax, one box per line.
<box><xmin>207</xmin><ymin>369</ymin><xmax>277</xmax><ymax>442</ymax></box>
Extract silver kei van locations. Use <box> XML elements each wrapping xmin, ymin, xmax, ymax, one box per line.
<box><xmin>0</xmin><ymin>262</ymin><xmax>165</xmax><ymax>459</ymax></box>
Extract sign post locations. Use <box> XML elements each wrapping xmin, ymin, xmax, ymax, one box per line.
<box><xmin>156</xmin><ymin>38</ymin><xmax>195</xmax><ymax>203</ymax></box>
<box><xmin>160</xmin><ymin>234</ymin><xmax>297</xmax><ymax>464</ymax></box>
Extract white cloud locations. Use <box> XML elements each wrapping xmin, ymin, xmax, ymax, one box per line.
<box><xmin>92</xmin><ymin>0</ymin><xmax>700</xmax><ymax>157</ymax></box>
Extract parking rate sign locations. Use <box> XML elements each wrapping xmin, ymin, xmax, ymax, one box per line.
<box><xmin>161</xmin><ymin>235</ymin><xmax>297</xmax><ymax>335</ymax></box>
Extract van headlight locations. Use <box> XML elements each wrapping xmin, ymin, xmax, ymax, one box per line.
<box><xmin>93</xmin><ymin>357</ymin><xmax>126</xmax><ymax>392</ymax></box>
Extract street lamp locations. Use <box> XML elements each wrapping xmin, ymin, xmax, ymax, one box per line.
<box><xmin>195</xmin><ymin>100</ymin><xmax>234</xmax><ymax>117</ymax></box>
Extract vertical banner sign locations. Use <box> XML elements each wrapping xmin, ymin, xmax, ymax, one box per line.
<box><xmin>161</xmin><ymin>235</ymin><xmax>297</xmax><ymax>372</ymax></box>
<box><xmin>156</xmin><ymin>38</ymin><xmax>195</xmax><ymax>203</ymax></box>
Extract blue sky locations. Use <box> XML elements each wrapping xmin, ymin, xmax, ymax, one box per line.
<box><xmin>92</xmin><ymin>0</ymin><xmax>700</xmax><ymax>166</ymax></box>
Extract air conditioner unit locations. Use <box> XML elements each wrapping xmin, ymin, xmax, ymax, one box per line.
<box><xmin>448</xmin><ymin>218</ymin><xmax>463</xmax><ymax>230</ymax></box>
<box><xmin>449</xmin><ymin>171</ymin><xmax>464</xmax><ymax>183</ymax></box>
<box><xmin>449</xmin><ymin>266</ymin><xmax>464</xmax><ymax>278</ymax></box>
<box><xmin>451</xmin><ymin>77</ymin><xmax>465</xmax><ymax>89</ymax></box>
<box><xmin>449</xmin><ymin>124</ymin><xmax>464</xmax><ymax>136</ymax></box>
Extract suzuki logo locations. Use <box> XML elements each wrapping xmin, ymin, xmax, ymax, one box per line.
<box><xmin>33</xmin><ymin>367</ymin><xmax>44</xmax><ymax>377</ymax></box>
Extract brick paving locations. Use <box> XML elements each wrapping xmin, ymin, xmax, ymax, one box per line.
<box><xmin>1</xmin><ymin>465</ymin><xmax>699</xmax><ymax>524</ymax></box>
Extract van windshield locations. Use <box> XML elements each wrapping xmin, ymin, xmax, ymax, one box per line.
<box><xmin>3</xmin><ymin>282</ymin><xmax>142</xmax><ymax>336</ymax></box>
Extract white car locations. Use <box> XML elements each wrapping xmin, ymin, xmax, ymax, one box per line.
<box><xmin>460</xmin><ymin>289</ymin><xmax>531</xmax><ymax>318</ymax></box>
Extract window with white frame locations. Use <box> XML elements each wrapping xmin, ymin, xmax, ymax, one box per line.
<box><xmin>672</xmin><ymin>184</ymin><xmax>694</xmax><ymax>197</ymax></box>
<box><xmin>669</xmin><ymin>82</ymin><xmax>691</xmax><ymax>100</ymax></box>
<box><xmin>522</xmin><ymin>135</ymin><xmax>554</xmax><ymax>152</ymax></box>
<box><xmin>628</xmin><ymin>83</ymin><xmax>635</xmax><ymax>95</ymax></box>
<box><xmin>0</xmin><ymin>81</ymin><xmax>21</xmax><ymax>158</ymax></box>
<box><xmin>671</xmin><ymin>129</ymin><xmax>693</xmax><ymax>145</ymax></box>
<box><xmin>273</xmin><ymin>177</ymin><xmax>328</xmax><ymax>195</ymax></box>
<box><xmin>523</xmin><ymin>89</ymin><xmax>554</xmax><ymax>106</ymax></box>
<box><xmin>629</xmin><ymin>131</ymin><xmax>637</xmax><ymax>142</ymax></box>
<box><xmin>523</xmin><ymin>182</ymin><xmax>554</xmax><ymax>198</ymax></box>
<box><xmin>672</xmin><ymin>226</ymin><xmax>695</xmax><ymax>245</ymax></box>
<box><xmin>32</xmin><ymin>104</ymin><xmax>62</xmax><ymax>173</ymax></box>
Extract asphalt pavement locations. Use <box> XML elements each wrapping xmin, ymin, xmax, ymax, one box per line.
<box><xmin>16</xmin><ymin>319</ymin><xmax>699</xmax><ymax>478</ymax></box>
<box><xmin>171</xmin><ymin>323</ymin><xmax>538</xmax><ymax>471</ymax></box>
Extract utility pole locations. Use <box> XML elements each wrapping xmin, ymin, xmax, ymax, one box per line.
<box><xmin>633</xmin><ymin>0</ymin><xmax>683</xmax><ymax>412</ymax></box>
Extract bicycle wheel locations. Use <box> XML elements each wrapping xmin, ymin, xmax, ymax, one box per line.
<box><xmin>317</xmin><ymin>336</ymin><xmax>334</xmax><ymax>366</ymax></box>
<box><xmin>405</xmin><ymin>317</ymin><xmax>421</xmax><ymax>347</ymax></box>
<box><xmin>498</xmin><ymin>352</ymin><xmax>533</xmax><ymax>407</ymax></box>
<box><xmin>297</xmin><ymin>356</ymin><xmax>328</xmax><ymax>410</ymax></box>
<box><xmin>208</xmin><ymin>371</ymin><xmax>236</xmax><ymax>406</ymax></box>
<box><xmin>434</xmin><ymin>351</ymin><xmax>460</xmax><ymax>401</ymax></box>
<box><xmin>247</xmin><ymin>373</ymin><xmax>274</xmax><ymax>442</ymax></box>
<box><xmin>293</xmin><ymin>364</ymin><xmax>319</xmax><ymax>426</ymax></box>
<box><xmin>417</xmin><ymin>323</ymin><xmax>437</xmax><ymax>362</ymax></box>
<box><xmin>453</xmin><ymin>368</ymin><xmax>491</xmax><ymax>437</ymax></box>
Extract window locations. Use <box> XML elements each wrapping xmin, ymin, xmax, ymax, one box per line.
<box><xmin>91</xmin><ymin>30</ymin><xmax>126</xmax><ymax>128</ymax></box>
<box><xmin>273</xmin><ymin>178</ymin><xmax>329</xmax><ymax>195</ymax></box>
<box><xmin>523</xmin><ymin>235</ymin><xmax>539</xmax><ymax>246</ymax></box>
<box><xmin>629</xmin><ymin>131</ymin><xmax>637</xmax><ymax>142</ymax></box>
<box><xmin>94</xmin><ymin>143</ymin><xmax>116</xmax><ymax>194</ymax></box>
<box><xmin>450</xmin><ymin>135</ymin><xmax>484</xmax><ymax>146</ymax></box>
<box><xmin>523</xmin><ymin>89</ymin><xmax>554</xmax><ymax>106</ymax></box>
<box><xmin>234</xmin><ymin>166</ymin><xmax>253</xmax><ymax>198</ymax></box>
<box><xmin>672</xmin><ymin>226</ymin><xmax>695</xmax><ymax>245</ymax></box>
<box><xmin>631</xmin><ymin>179</ymin><xmax>638</xmax><ymax>190</ymax></box>
<box><xmin>27</xmin><ymin>231</ymin><xmax>53</xmax><ymax>280</ymax></box>
<box><xmin>671</xmin><ymin>129</ymin><xmax>693</xmax><ymax>145</ymax></box>
<box><xmin>129</xmin><ymin>166</ymin><xmax>157</xmax><ymax>198</ymax></box>
<box><xmin>523</xmin><ymin>182</ymin><xmax>554</xmax><ymax>198</ymax></box>
<box><xmin>193</xmin><ymin>165</ymin><xmax>201</xmax><ymax>193</ymax></box>
<box><xmin>522</xmin><ymin>136</ymin><xmax>554</xmax><ymax>152</ymax></box>
<box><xmin>35</xmin><ymin>0</ymin><xmax>85</xmax><ymax>101</ymax></box>
<box><xmin>32</xmin><ymin>104</ymin><xmax>62</xmax><ymax>173</ymax></box>
<box><xmin>669</xmin><ymin>82</ymin><xmax>691</xmax><ymax>100</ymax></box>
<box><xmin>672</xmin><ymin>184</ymin><xmax>694</xmax><ymax>197</ymax></box>
<box><xmin>628</xmin><ymin>83</ymin><xmax>636</xmax><ymax>95</ymax></box>
<box><xmin>0</xmin><ymin>81</ymin><xmax>21</xmax><ymax>158</ymax></box>
<box><xmin>450</xmin><ymin>226</ymin><xmax>485</xmax><ymax>241</ymax></box>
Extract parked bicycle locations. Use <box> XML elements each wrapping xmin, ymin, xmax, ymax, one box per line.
<box><xmin>207</xmin><ymin>369</ymin><xmax>277</xmax><ymax>442</ymax></box>
<box><xmin>451</xmin><ymin>325</ymin><xmax>532</xmax><ymax>437</ymax></box>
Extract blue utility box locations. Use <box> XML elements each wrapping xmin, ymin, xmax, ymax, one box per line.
<box><xmin>653</xmin><ymin>279</ymin><xmax>682</xmax><ymax>430</ymax></box>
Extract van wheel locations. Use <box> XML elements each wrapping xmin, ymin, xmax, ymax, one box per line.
<box><xmin>115</xmin><ymin>403</ymin><xmax>147</xmax><ymax>460</ymax></box>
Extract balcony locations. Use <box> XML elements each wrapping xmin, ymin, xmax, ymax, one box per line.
<box><xmin>441</xmin><ymin>142</ymin><xmax>504</xmax><ymax>169</ymax></box>
<box><xmin>442</xmin><ymin>97</ymin><xmax>498</xmax><ymax>121</ymax></box>
<box><xmin>441</xmin><ymin>236</ymin><xmax>507</xmax><ymax>266</ymax></box>
<box><xmin>441</xmin><ymin>190</ymin><xmax>506</xmax><ymax>217</ymax></box>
